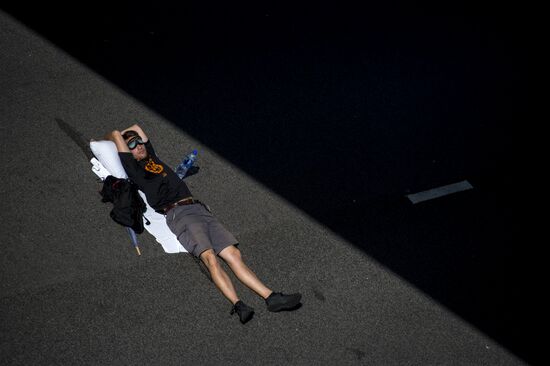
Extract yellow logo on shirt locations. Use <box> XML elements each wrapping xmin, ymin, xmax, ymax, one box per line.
<box><xmin>145</xmin><ymin>158</ymin><xmax>164</xmax><ymax>174</ymax></box>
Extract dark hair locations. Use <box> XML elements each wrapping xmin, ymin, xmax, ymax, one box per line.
<box><xmin>122</xmin><ymin>130</ymin><xmax>140</xmax><ymax>141</ymax></box>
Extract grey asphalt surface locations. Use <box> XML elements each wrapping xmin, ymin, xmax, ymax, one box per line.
<box><xmin>0</xmin><ymin>6</ymin><xmax>535</xmax><ymax>366</ymax></box>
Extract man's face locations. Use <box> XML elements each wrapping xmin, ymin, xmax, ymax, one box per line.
<box><xmin>126</xmin><ymin>137</ymin><xmax>148</xmax><ymax>161</ymax></box>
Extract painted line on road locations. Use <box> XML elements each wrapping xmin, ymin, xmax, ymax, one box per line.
<box><xmin>406</xmin><ymin>180</ymin><xmax>473</xmax><ymax>204</ymax></box>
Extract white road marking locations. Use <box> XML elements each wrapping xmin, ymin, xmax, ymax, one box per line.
<box><xmin>406</xmin><ymin>180</ymin><xmax>473</xmax><ymax>204</ymax></box>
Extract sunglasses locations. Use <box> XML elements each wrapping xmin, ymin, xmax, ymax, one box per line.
<box><xmin>127</xmin><ymin>137</ymin><xmax>144</xmax><ymax>150</ymax></box>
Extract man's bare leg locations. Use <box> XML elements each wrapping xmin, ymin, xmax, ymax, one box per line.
<box><xmin>200</xmin><ymin>249</ymin><xmax>239</xmax><ymax>304</ymax></box>
<box><xmin>219</xmin><ymin>245</ymin><xmax>273</xmax><ymax>299</ymax></box>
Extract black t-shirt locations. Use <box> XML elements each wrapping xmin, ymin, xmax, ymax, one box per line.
<box><xmin>118</xmin><ymin>141</ymin><xmax>192</xmax><ymax>210</ymax></box>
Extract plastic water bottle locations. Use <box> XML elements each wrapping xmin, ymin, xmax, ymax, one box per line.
<box><xmin>175</xmin><ymin>149</ymin><xmax>198</xmax><ymax>179</ymax></box>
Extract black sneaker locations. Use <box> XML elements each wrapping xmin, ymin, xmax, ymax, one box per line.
<box><xmin>265</xmin><ymin>292</ymin><xmax>302</xmax><ymax>312</ymax></box>
<box><xmin>230</xmin><ymin>300</ymin><xmax>255</xmax><ymax>324</ymax></box>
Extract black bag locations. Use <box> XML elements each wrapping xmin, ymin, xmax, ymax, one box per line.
<box><xmin>100</xmin><ymin>175</ymin><xmax>147</xmax><ymax>234</ymax></box>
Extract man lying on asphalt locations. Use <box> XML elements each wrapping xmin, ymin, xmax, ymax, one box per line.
<box><xmin>105</xmin><ymin>124</ymin><xmax>302</xmax><ymax>324</ymax></box>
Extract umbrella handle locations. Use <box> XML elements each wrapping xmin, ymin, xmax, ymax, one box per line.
<box><xmin>126</xmin><ymin>227</ymin><xmax>141</xmax><ymax>256</ymax></box>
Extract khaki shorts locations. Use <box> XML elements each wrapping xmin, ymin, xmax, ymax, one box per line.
<box><xmin>165</xmin><ymin>203</ymin><xmax>238</xmax><ymax>257</ymax></box>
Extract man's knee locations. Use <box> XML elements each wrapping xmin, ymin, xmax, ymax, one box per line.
<box><xmin>220</xmin><ymin>245</ymin><xmax>242</xmax><ymax>264</ymax></box>
<box><xmin>200</xmin><ymin>249</ymin><xmax>219</xmax><ymax>268</ymax></box>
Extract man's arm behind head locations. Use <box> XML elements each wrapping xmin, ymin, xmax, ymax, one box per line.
<box><xmin>104</xmin><ymin>130</ymin><xmax>130</xmax><ymax>153</ymax></box>
<box><xmin>121</xmin><ymin>124</ymin><xmax>148</xmax><ymax>143</ymax></box>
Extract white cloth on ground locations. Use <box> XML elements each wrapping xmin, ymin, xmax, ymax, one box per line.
<box><xmin>89</xmin><ymin>140</ymin><xmax>186</xmax><ymax>253</ymax></box>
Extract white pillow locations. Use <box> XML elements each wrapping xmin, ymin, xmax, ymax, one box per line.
<box><xmin>89</xmin><ymin>140</ymin><xmax>128</xmax><ymax>179</ymax></box>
